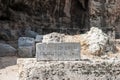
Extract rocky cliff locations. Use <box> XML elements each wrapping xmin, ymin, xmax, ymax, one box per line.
<box><xmin>0</xmin><ymin>0</ymin><xmax>120</xmax><ymax>41</ymax></box>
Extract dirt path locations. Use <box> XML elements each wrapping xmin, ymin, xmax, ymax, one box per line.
<box><xmin>0</xmin><ymin>57</ymin><xmax>19</xmax><ymax>80</ymax></box>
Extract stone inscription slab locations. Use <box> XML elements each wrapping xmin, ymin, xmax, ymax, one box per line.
<box><xmin>36</xmin><ymin>43</ymin><xmax>80</xmax><ymax>61</ymax></box>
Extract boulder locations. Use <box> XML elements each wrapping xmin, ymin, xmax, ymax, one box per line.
<box><xmin>80</xmin><ymin>27</ymin><xmax>109</xmax><ymax>56</ymax></box>
<box><xmin>0</xmin><ymin>43</ymin><xmax>16</xmax><ymax>57</ymax></box>
<box><xmin>18</xmin><ymin>46</ymin><xmax>33</xmax><ymax>57</ymax></box>
<box><xmin>42</xmin><ymin>32</ymin><xmax>65</xmax><ymax>43</ymax></box>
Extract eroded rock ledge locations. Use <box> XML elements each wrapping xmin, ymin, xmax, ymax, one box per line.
<box><xmin>18</xmin><ymin>58</ymin><xmax>120</xmax><ymax>80</ymax></box>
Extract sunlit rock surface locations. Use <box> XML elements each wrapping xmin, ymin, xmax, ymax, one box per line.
<box><xmin>80</xmin><ymin>27</ymin><xmax>109</xmax><ymax>55</ymax></box>
<box><xmin>42</xmin><ymin>32</ymin><xmax>65</xmax><ymax>43</ymax></box>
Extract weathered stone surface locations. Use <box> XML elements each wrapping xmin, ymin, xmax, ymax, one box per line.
<box><xmin>42</xmin><ymin>32</ymin><xmax>65</xmax><ymax>43</ymax></box>
<box><xmin>18</xmin><ymin>37</ymin><xmax>35</xmax><ymax>57</ymax></box>
<box><xmin>41</xmin><ymin>29</ymin><xmax>116</xmax><ymax>56</ymax></box>
<box><xmin>18</xmin><ymin>58</ymin><xmax>120</xmax><ymax>80</ymax></box>
<box><xmin>18</xmin><ymin>37</ymin><xmax>35</xmax><ymax>47</ymax></box>
<box><xmin>35</xmin><ymin>35</ymin><xmax>43</xmax><ymax>43</ymax></box>
<box><xmin>0</xmin><ymin>43</ymin><xmax>16</xmax><ymax>56</ymax></box>
<box><xmin>36</xmin><ymin>43</ymin><xmax>80</xmax><ymax>61</ymax></box>
<box><xmin>90</xmin><ymin>0</ymin><xmax>120</xmax><ymax>34</ymax></box>
<box><xmin>18</xmin><ymin>46</ymin><xmax>33</xmax><ymax>57</ymax></box>
<box><xmin>80</xmin><ymin>27</ymin><xmax>109</xmax><ymax>55</ymax></box>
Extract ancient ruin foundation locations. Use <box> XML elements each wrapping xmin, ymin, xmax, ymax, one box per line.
<box><xmin>0</xmin><ymin>0</ymin><xmax>120</xmax><ymax>80</ymax></box>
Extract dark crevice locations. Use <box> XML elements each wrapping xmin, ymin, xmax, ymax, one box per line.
<box><xmin>10</xmin><ymin>3</ymin><xmax>30</xmax><ymax>12</ymax></box>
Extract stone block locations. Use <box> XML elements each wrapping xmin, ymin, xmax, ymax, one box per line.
<box><xmin>18</xmin><ymin>46</ymin><xmax>33</xmax><ymax>57</ymax></box>
<box><xmin>18</xmin><ymin>37</ymin><xmax>35</xmax><ymax>47</ymax></box>
<box><xmin>36</xmin><ymin>43</ymin><xmax>80</xmax><ymax>61</ymax></box>
<box><xmin>18</xmin><ymin>37</ymin><xmax>35</xmax><ymax>57</ymax></box>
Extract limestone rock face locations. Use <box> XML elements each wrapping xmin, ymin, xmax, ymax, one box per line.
<box><xmin>42</xmin><ymin>32</ymin><xmax>65</xmax><ymax>43</ymax></box>
<box><xmin>81</xmin><ymin>27</ymin><xmax>109</xmax><ymax>55</ymax></box>
<box><xmin>0</xmin><ymin>0</ymin><xmax>120</xmax><ymax>41</ymax></box>
<box><xmin>41</xmin><ymin>27</ymin><xmax>115</xmax><ymax>56</ymax></box>
<box><xmin>90</xmin><ymin>0</ymin><xmax>120</xmax><ymax>38</ymax></box>
<box><xmin>41</xmin><ymin>27</ymin><xmax>117</xmax><ymax>56</ymax></box>
<box><xmin>0</xmin><ymin>43</ymin><xmax>16</xmax><ymax>56</ymax></box>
